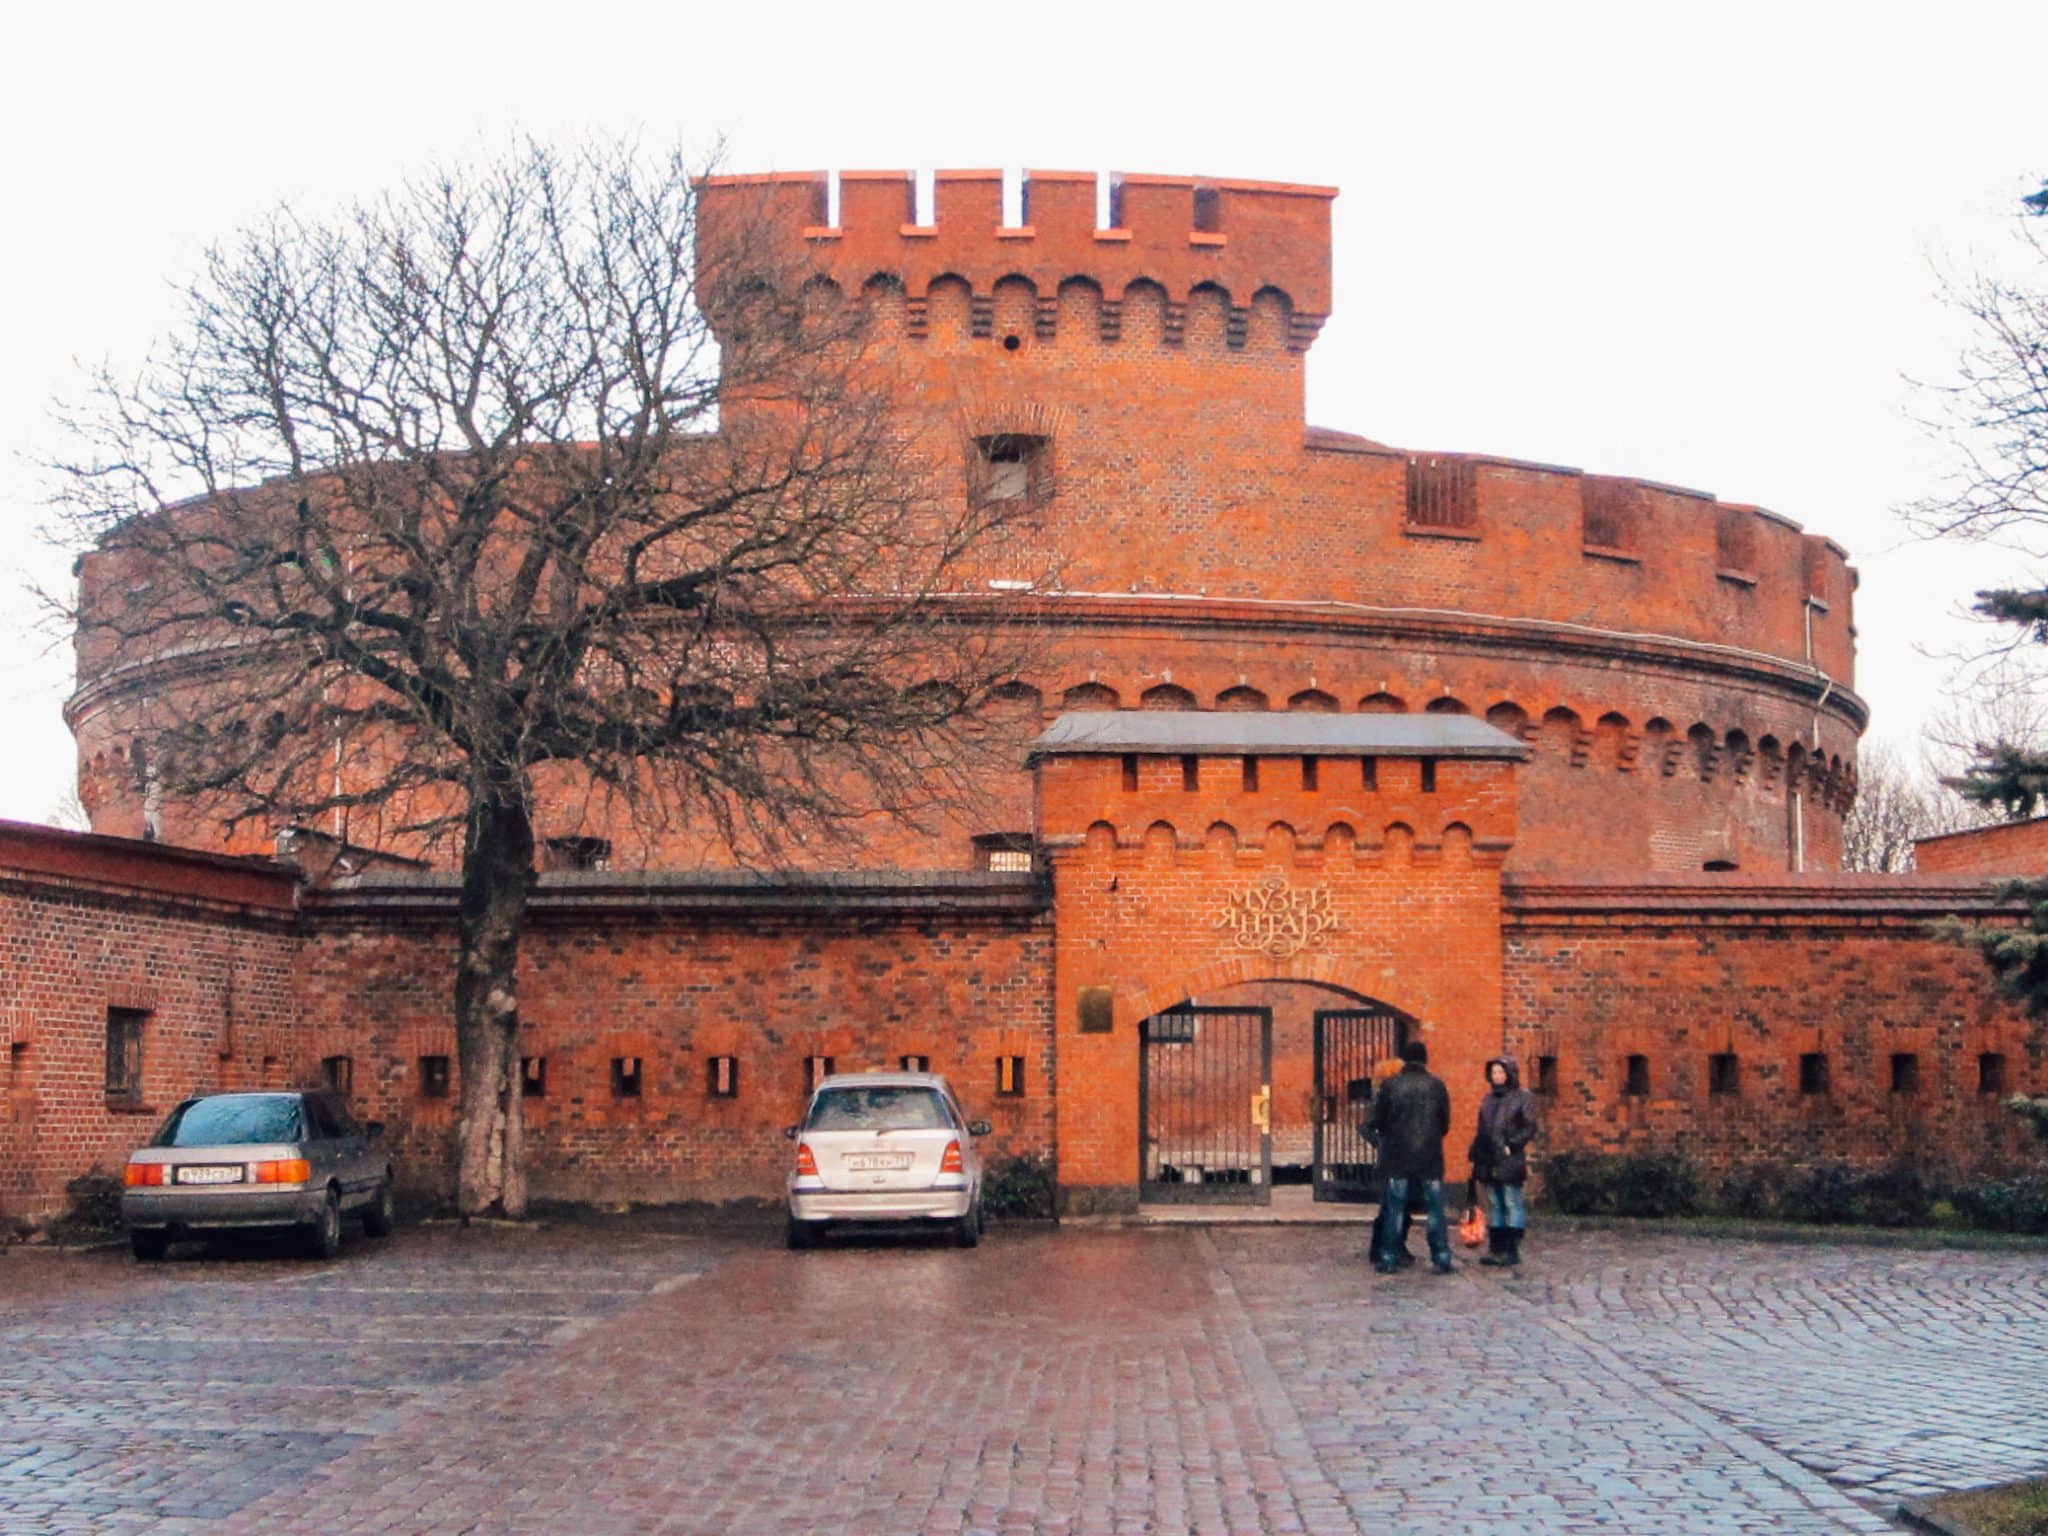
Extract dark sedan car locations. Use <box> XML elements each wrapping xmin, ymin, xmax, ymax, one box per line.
<box><xmin>121</xmin><ymin>1090</ymin><xmax>395</xmax><ymax>1261</ymax></box>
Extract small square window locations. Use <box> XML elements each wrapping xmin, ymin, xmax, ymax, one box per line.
<box><xmin>968</xmin><ymin>434</ymin><xmax>1052</xmax><ymax>508</ymax></box>
<box><xmin>805</xmin><ymin>1055</ymin><xmax>835</xmax><ymax>1093</ymax></box>
<box><xmin>1890</xmin><ymin>1053</ymin><xmax>1920</xmax><ymax>1095</ymax></box>
<box><xmin>1535</xmin><ymin>1055</ymin><xmax>1558</xmax><ymax>1097</ymax></box>
<box><xmin>521</xmin><ymin>1056</ymin><xmax>547</xmax><ymax>1098</ymax></box>
<box><xmin>105</xmin><ymin>1008</ymin><xmax>146</xmax><ymax>1104</ymax></box>
<box><xmin>321</xmin><ymin>1054</ymin><xmax>353</xmax><ymax>1097</ymax></box>
<box><xmin>900</xmin><ymin>1054</ymin><xmax>930</xmax><ymax>1073</ymax></box>
<box><xmin>1708</xmin><ymin>1053</ymin><xmax>1740</xmax><ymax>1097</ymax></box>
<box><xmin>1623</xmin><ymin>1055</ymin><xmax>1650</xmax><ymax>1098</ymax></box>
<box><xmin>1979</xmin><ymin>1053</ymin><xmax>2008</xmax><ymax>1096</ymax></box>
<box><xmin>419</xmin><ymin>1055</ymin><xmax>451</xmax><ymax>1099</ymax></box>
<box><xmin>707</xmin><ymin>1055</ymin><xmax>739</xmax><ymax>1098</ymax></box>
<box><xmin>996</xmin><ymin>1055</ymin><xmax>1025</xmax><ymax>1097</ymax></box>
<box><xmin>612</xmin><ymin>1056</ymin><xmax>643</xmax><ymax>1099</ymax></box>
<box><xmin>1799</xmin><ymin>1053</ymin><xmax>1830</xmax><ymax>1096</ymax></box>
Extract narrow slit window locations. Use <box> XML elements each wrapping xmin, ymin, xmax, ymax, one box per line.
<box><xmin>419</xmin><ymin>1055</ymin><xmax>451</xmax><ymax>1099</ymax></box>
<box><xmin>105</xmin><ymin>1007</ymin><xmax>146</xmax><ymax>1104</ymax></box>
<box><xmin>1799</xmin><ymin>1052</ymin><xmax>1829</xmax><ymax>1096</ymax></box>
<box><xmin>521</xmin><ymin>1056</ymin><xmax>547</xmax><ymax>1098</ymax></box>
<box><xmin>612</xmin><ymin>1056</ymin><xmax>643</xmax><ymax>1099</ymax></box>
<box><xmin>1242</xmin><ymin>756</ymin><xmax>1259</xmax><ymax>792</ymax></box>
<box><xmin>1708</xmin><ymin>1052</ymin><xmax>1739</xmax><ymax>1097</ymax></box>
<box><xmin>1301</xmin><ymin>755</ymin><xmax>1319</xmax><ymax>792</ymax></box>
<box><xmin>1623</xmin><ymin>1055</ymin><xmax>1650</xmax><ymax>1098</ymax></box>
<box><xmin>1979</xmin><ymin>1052</ymin><xmax>2007</xmax><ymax>1095</ymax></box>
<box><xmin>1890</xmin><ymin>1053</ymin><xmax>1920</xmax><ymax>1095</ymax></box>
<box><xmin>1121</xmin><ymin>754</ymin><xmax>1139</xmax><ymax>792</ymax></box>
<box><xmin>1181</xmin><ymin>755</ymin><xmax>1199</xmax><ymax>792</ymax></box>
<box><xmin>1535</xmin><ymin>1055</ymin><xmax>1559</xmax><ymax>1097</ymax></box>
<box><xmin>707</xmin><ymin>1055</ymin><xmax>739</xmax><ymax>1098</ymax></box>
<box><xmin>996</xmin><ymin>1055</ymin><xmax>1026</xmax><ymax>1097</ymax></box>
<box><xmin>321</xmin><ymin>1054</ymin><xmax>353</xmax><ymax>1098</ymax></box>
<box><xmin>1420</xmin><ymin>759</ymin><xmax>1437</xmax><ymax>794</ymax></box>
<box><xmin>1361</xmin><ymin>757</ymin><xmax>1378</xmax><ymax>792</ymax></box>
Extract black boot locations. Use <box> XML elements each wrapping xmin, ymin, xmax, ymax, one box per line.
<box><xmin>1503</xmin><ymin>1227</ymin><xmax>1523</xmax><ymax>1267</ymax></box>
<box><xmin>1479</xmin><ymin>1227</ymin><xmax>1509</xmax><ymax>1266</ymax></box>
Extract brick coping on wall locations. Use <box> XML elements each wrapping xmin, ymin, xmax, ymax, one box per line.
<box><xmin>0</xmin><ymin>817</ymin><xmax>297</xmax><ymax>914</ymax></box>
<box><xmin>1504</xmin><ymin>870</ymin><xmax>2021</xmax><ymax>923</ymax></box>
<box><xmin>311</xmin><ymin>867</ymin><xmax>1051</xmax><ymax>918</ymax></box>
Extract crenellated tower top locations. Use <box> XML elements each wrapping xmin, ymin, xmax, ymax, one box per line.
<box><xmin>695</xmin><ymin>169</ymin><xmax>1335</xmax><ymax>352</ymax></box>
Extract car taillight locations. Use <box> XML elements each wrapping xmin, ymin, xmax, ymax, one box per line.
<box><xmin>253</xmin><ymin>1158</ymin><xmax>312</xmax><ymax>1184</ymax></box>
<box><xmin>940</xmin><ymin>1140</ymin><xmax>963</xmax><ymax>1174</ymax></box>
<box><xmin>123</xmin><ymin>1162</ymin><xmax>166</xmax><ymax>1187</ymax></box>
<box><xmin>794</xmin><ymin>1142</ymin><xmax>818</xmax><ymax>1177</ymax></box>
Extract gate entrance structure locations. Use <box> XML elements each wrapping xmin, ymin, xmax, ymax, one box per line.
<box><xmin>1312</xmin><ymin>1007</ymin><xmax>1407</xmax><ymax>1202</ymax></box>
<box><xmin>1033</xmin><ymin>709</ymin><xmax>1528</xmax><ymax>1216</ymax></box>
<box><xmin>1138</xmin><ymin>1005</ymin><xmax>1273</xmax><ymax>1205</ymax></box>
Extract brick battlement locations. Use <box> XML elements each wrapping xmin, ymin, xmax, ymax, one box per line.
<box><xmin>696</xmin><ymin>169</ymin><xmax>1334</xmax><ymax>351</ymax></box>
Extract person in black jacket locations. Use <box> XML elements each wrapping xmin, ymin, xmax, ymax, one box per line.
<box><xmin>1469</xmin><ymin>1055</ymin><xmax>1538</xmax><ymax>1268</ymax></box>
<box><xmin>1365</xmin><ymin>1038</ymin><xmax>1454</xmax><ymax>1275</ymax></box>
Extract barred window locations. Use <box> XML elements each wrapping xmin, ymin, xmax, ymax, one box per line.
<box><xmin>1405</xmin><ymin>456</ymin><xmax>1477</xmax><ymax>532</ymax></box>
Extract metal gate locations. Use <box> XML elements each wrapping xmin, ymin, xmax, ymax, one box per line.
<box><xmin>1139</xmin><ymin>1006</ymin><xmax>1273</xmax><ymax>1205</ymax></box>
<box><xmin>1312</xmin><ymin>1008</ymin><xmax>1407</xmax><ymax>1202</ymax></box>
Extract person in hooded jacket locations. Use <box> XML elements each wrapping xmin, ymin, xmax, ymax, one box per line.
<box><xmin>1469</xmin><ymin>1055</ymin><xmax>1538</xmax><ymax>1267</ymax></box>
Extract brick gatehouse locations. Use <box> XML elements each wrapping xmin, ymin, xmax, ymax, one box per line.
<box><xmin>5</xmin><ymin>169</ymin><xmax>2041</xmax><ymax>1223</ymax></box>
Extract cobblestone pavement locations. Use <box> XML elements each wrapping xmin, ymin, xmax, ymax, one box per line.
<box><xmin>0</xmin><ymin>1222</ymin><xmax>2041</xmax><ymax>1534</ymax></box>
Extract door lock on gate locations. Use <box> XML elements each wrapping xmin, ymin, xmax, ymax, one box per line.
<box><xmin>1250</xmin><ymin>1086</ymin><xmax>1271</xmax><ymax>1133</ymax></box>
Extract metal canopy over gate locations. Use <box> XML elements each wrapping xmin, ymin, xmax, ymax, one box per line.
<box><xmin>1139</xmin><ymin>1006</ymin><xmax>1273</xmax><ymax>1205</ymax></box>
<box><xmin>1312</xmin><ymin>1008</ymin><xmax>1407</xmax><ymax>1202</ymax></box>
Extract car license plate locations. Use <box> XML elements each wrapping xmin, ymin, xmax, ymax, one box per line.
<box><xmin>174</xmin><ymin>1165</ymin><xmax>245</xmax><ymax>1185</ymax></box>
<box><xmin>844</xmin><ymin>1153</ymin><xmax>912</xmax><ymax>1172</ymax></box>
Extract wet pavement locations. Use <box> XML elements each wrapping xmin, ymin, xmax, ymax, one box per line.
<box><xmin>0</xmin><ymin>1220</ymin><xmax>2042</xmax><ymax>1534</ymax></box>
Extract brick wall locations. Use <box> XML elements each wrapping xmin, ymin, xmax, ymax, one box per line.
<box><xmin>300</xmin><ymin>874</ymin><xmax>1055</xmax><ymax>1205</ymax></box>
<box><xmin>1915</xmin><ymin>817</ymin><xmax>2048</xmax><ymax>876</ymax></box>
<box><xmin>0</xmin><ymin>822</ymin><xmax>300</xmax><ymax>1226</ymax></box>
<box><xmin>1503</xmin><ymin>874</ymin><xmax>2045</xmax><ymax>1179</ymax></box>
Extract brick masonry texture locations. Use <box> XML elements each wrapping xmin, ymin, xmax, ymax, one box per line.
<box><xmin>75</xmin><ymin>168</ymin><xmax>1858</xmax><ymax>879</ymax></box>
<box><xmin>1914</xmin><ymin>814</ymin><xmax>2048</xmax><ymax>875</ymax></box>
<box><xmin>14</xmin><ymin>168</ymin><xmax>2040</xmax><ymax>1221</ymax></box>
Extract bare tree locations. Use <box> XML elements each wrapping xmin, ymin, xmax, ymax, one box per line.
<box><xmin>1906</xmin><ymin>175</ymin><xmax>2048</xmax><ymax>1009</ymax></box>
<box><xmin>46</xmin><ymin>141</ymin><xmax>1048</xmax><ymax>1216</ymax></box>
<box><xmin>1840</xmin><ymin>737</ymin><xmax>1990</xmax><ymax>871</ymax></box>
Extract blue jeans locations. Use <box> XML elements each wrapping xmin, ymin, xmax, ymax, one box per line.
<box><xmin>1486</xmin><ymin>1181</ymin><xmax>1526</xmax><ymax>1231</ymax></box>
<box><xmin>1376</xmin><ymin>1177</ymin><xmax>1451</xmax><ymax>1267</ymax></box>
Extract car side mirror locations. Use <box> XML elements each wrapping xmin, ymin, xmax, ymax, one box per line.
<box><xmin>968</xmin><ymin>1120</ymin><xmax>992</xmax><ymax>1138</ymax></box>
<box><xmin>365</xmin><ymin>1121</ymin><xmax>385</xmax><ymax>1141</ymax></box>
<box><xmin>783</xmin><ymin>1125</ymin><xmax>800</xmax><ymax>1140</ymax></box>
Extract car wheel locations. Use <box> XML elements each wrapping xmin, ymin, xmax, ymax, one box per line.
<box><xmin>129</xmin><ymin>1229</ymin><xmax>168</xmax><ymax>1263</ymax></box>
<box><xmin>305</xmin><ymin>1188</ymin><xmax>343</xmax><ymax>1261</ymax></box>
<box><xmin>954</xmin><ymin>1205</ymin><xmax>981</xmax><ymax>1248</ymax></box>
<box><xmin>786</xmin><ymin>1215</ymin><xmax>819</xmax><ymax>1251</ymax></box>
<box><xmin>361</xmin><ymin>1177</ymin><xmax>395</xmax><ymax>1238</ymax></box>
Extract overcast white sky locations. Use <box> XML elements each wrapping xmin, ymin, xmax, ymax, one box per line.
<box><xmin>2</xmin><ymin>1</ymin><xmax>2043</xmax><ymax>827</ymax></box>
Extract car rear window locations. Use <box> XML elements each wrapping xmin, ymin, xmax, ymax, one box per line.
<box><xmin>806</xmin><ymin>1086</ymin><xmax>954</xmax><ymax>1132</ymax></box>
<box><xmin>153</xmin><ymin>1097</ymin><xmax>304</xmax><ymax>1147</ymax></box>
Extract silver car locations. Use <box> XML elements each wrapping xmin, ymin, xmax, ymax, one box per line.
<box><xmin>121</xmin><ymin>1090</ymin><xmax>395</xmax><ymax>1261</ymax></box>
<box><xmin>785</xmin><ymin>1072</ymin><xmax>991</xmax><ymax>1249</ymax></box>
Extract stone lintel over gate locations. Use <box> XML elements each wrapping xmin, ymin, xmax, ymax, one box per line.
<box><xmin>1030</xmin><ymin>713</ymin><xmax>1526</xmax><ymax>1212</ymax></box>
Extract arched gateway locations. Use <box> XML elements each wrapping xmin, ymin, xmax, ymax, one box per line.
<box><xmin>1031</xmin><ymin>710</ymin><xmax>1527</xmax><ymax>1215</ymax></box>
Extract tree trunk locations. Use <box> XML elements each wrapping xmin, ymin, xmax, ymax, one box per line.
<box><xmin>454</xmin><ymin>792</ymin><xmax>534</xmax><ymax>1218</ymax></box>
